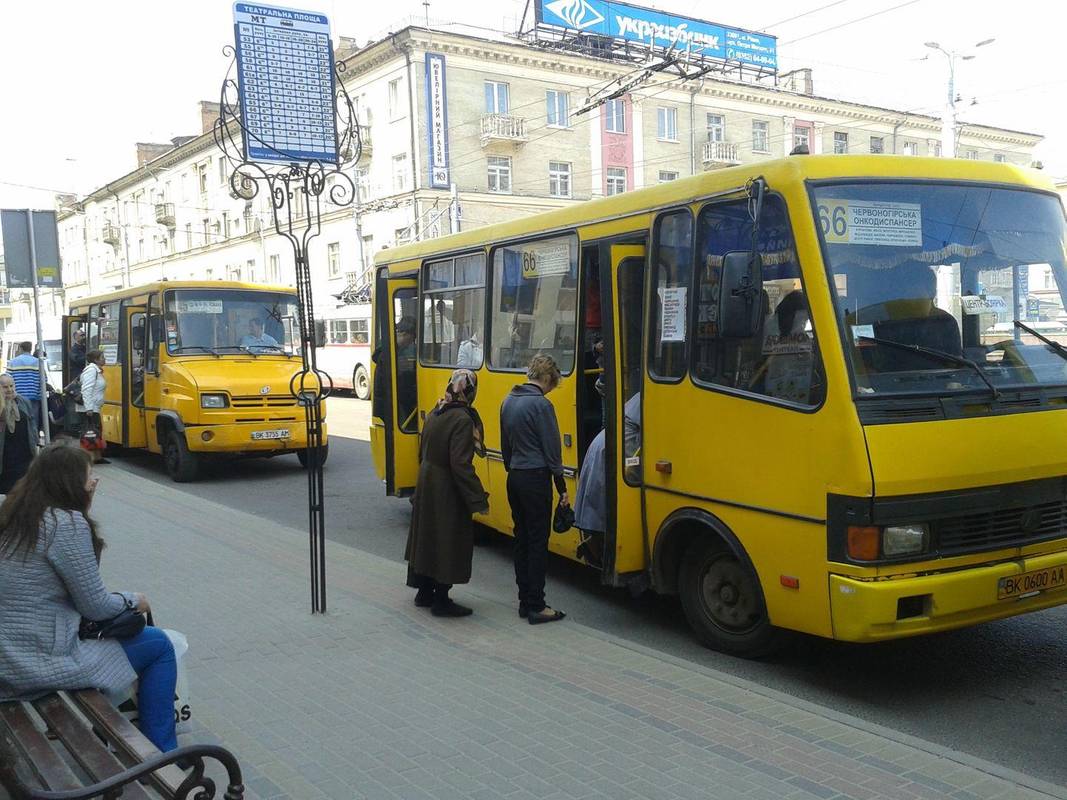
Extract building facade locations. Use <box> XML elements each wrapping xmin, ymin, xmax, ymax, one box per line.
<box><xmin>44</xmin><ymin>25</ymin><xmax>1042</xmax><ymax>346</ymax></box>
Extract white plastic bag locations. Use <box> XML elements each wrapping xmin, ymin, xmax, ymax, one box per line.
<box><xmin>114</xmin><ymin>628</ymin><xmax>192</xmax><ymax>735</ymax></box>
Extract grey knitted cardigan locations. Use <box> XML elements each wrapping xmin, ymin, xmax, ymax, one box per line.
<box><xmin>0</xmin><ymin>509</ymin><xmax>136</xmax><ymax>700</ymax></box>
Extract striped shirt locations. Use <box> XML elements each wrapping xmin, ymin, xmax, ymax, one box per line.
<box><xmin>7</xmin><ymin>353</ymin><xmax>41</xmax><ymax>400</ymax></box>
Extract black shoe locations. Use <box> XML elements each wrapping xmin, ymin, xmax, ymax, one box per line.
<box><xmin>414</xmin><ymin>588</ymin><xmax>434</xmax><ymax>608</ymax></box>
<box><xmin>518</xmin><ymin>604</ymin><xmax>528</xmax><ymax>619</ymax></box>
<box><xmin>432</xmin><ymin>599</ymin><xmax>473</xmax><ymax>617</ymax></box>
<box><xmin>528</xmin><ymin>607</ymin><xmax>566</xmax><ymax>625</ymax></box>
<box><xmin>95</xmin><ymin>458</ymin><xmax>112</xmax><ymax>465</ymax></box>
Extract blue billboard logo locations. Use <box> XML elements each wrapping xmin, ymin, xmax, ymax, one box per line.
<box><xmin>544</xmin><ymin>0</ymin><xmax>604</xmax><ymax>31</ymax></box>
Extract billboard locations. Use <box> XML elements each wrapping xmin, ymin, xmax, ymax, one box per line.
<box><xmin>425</xmin><ymin>53</ymin><xmax>451</xmax><ymax>189</ymax></box>
<box><xmin>535</xmin><ymin>0</ymin><xmax>777</xmax><ymax>70</ymax></box>
<box><xmin>1</xmin><ymin>209</ymin><xmax>62</xmax><ymax>288</ymax></box>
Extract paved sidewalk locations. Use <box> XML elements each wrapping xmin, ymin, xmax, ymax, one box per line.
<box><xmin>90</xmin><ymin>469</ymin><xmax>1060</xmax><ymax>800</ymax></box>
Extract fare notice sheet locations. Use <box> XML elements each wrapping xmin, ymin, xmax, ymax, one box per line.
<box><xmin>233</xmin><ymin>3</ymin><xmax>338</xmax><ymax>164</ymax></box>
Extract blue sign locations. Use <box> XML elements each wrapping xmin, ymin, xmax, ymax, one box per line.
<box><xmin>425</xmin><ymin>54</ymin><xmax>451</xmax><ymax>189</ymax></box>
<box><xmin>535</xmin><ymin>0</ymin><xmax>777</xmax><ymax>70</ymax></box>
<box><xmin>233</xmin><ymin>3</ymin><xmax>338</xmax><ymax>164</ymax></box>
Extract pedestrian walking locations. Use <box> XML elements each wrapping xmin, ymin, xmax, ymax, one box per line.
<box><xmin>500</xmin><ymin>354</ymin><xmax>568</xmax><ymax>624</ymax></box>
<box><xmin>0</xmin><ymin>375</ymin><xmax>38</xmax><ymax>495</ymax></box>
<box><xmin>405</xmin><ymin>368</ymin><xmax>489</xmax><ymax>617</ymax></box>
<box><xmin>7</xmin><ymin>341</ymin><xmax>42</xmax><ymax>435</ymax></box>
<box><xmin>0</xmin><ymin>442</ymin><xmax>178</xmax><ymax>752</ymax></box>
<box><xmin>77</xmin><ymin>350</ymin><xmax>109</xmax><ymax>464</ymax></box>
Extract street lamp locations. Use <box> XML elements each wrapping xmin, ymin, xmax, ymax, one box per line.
<box><xmin>925</xmin><ymin>38</ymin><xmax>995</xmax><ymax>158</ymax></box>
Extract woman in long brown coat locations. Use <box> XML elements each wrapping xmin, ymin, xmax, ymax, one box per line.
<box><xmin>405</xmin><ymin>368</ymin><xmax>489</xmax><ymax>617</ymax></box>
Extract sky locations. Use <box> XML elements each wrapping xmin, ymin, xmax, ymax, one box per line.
<box><xmin>1</xmin><ymin>0</ymin><xmax>1065</xmax><ymax>210</ymax></box>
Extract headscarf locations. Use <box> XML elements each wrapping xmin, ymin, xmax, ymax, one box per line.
<box><xmin>434</xmin><ymin>368</ymin><xmax>485</xmax><ymax>457</ymax></box>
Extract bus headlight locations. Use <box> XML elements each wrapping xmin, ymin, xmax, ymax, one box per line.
<box><xmin>883</xmin><ymin>524</ymin><xmax>928</xmax><ymax>556</ymax></box>
<box><xmin>200</xmin><ymin>393</ymin><xmax>229</xmax><ymax>409</ymax></box>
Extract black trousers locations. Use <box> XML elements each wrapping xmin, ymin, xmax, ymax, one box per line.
<box><xmin>507</xmin><ymin>468</ymin><xmax>552</xmax><ymax>612</ymax></box>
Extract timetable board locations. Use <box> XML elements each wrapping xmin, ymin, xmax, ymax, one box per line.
<box><xmin>233</xmin><ymin>3</ymin><xmax>338</xmax><ymax>164</ymax></box>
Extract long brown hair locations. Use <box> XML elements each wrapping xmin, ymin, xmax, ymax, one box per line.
<box><xmin>0</xmin><ymin>441</ymin><xmax>102</xmax><ymax>560</ymax></box>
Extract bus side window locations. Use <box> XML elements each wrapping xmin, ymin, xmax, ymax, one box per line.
<box><xmin>649</xmin><ymin>210</ymin><xmax>693</xmax><ymax>381</ymax></box>
<box><xmin>146</xmin><ymin>315</ymin><xmax>162</xmax><ymax>374</ymax></box>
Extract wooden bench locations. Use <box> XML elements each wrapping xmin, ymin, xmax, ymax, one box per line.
<box><xmin>0</xmin><ymin>689</ymin><xmax>244</xmax><ymax>800</ymax></box>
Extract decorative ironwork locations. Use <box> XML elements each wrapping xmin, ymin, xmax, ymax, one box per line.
<box><xmin>214</xmin><ymin>46</ymin><xmax>363</xmax><ymax>613</ymax></box>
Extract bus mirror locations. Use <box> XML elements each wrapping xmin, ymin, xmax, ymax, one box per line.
<box><xmin>313</xmin><ymin>319</ymin><xmax>326</xmax><ymax>349</ymax></box>
<box><xmin>718</xmin><ymin>251</ymin><xmax>764</xmax><ymax>338</ymax></box>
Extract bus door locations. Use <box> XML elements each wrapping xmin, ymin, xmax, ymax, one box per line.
<box><xmin>125</xmin><ymin>306</ymin><xmax>148</xmax><ymax>448</ymax></box>
<box><xmin>61</xmin><ymin>314</ymin><xmax>87</xmax><ymax>389</ymax></box>
<box><xmin>370</xmin><ymin>268</ymin><xmax>420</xmax><ymax>495</ymax></box>
<box><xmin>605</xmin><ymin>243</ymin><xmax>647</xmax><ymax>580</ymax></box>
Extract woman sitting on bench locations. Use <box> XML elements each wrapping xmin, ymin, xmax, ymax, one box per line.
<box><xmin>0</xmin><ymin>442</ymin><xmax>178</xmax><ymax>751</ymax></box>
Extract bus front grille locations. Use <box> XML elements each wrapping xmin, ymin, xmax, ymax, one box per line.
<box><xmin>231</xmin><ymin>395</ymin><xmax>298</xmax><ymax>408</ymax></box>
<box><xmin>934</xmin><ymin>500</ymin><xmax>1067</xmax><ymax>554</ymax></box>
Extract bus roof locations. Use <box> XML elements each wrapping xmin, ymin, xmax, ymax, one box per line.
<box><xmin>69</xmin><ymin>280</ymin><xmax>296</xmax><ymax>309</ymax></box>
<box><xmin>376</xmin><ymin>154</ymin><xmax>1056</xmax><ymax>268</ymax></box>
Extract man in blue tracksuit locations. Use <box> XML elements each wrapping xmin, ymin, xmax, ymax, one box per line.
<box><xmin>7</xmin><ymin>341</ymin><xmax>42</xmax><ymax>434</ymax></box>
<box><xmin>500</xmin><ymin>354</ymin><xmax>568</xmax><ymax>625</ymax></box>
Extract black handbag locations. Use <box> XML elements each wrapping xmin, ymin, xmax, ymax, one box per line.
<box><xmin>79</xmin><ymin>598</ymin><xmax>153</xmax><ymax>641</ymax></box>
<box><xmin>552</xmin><ymin>499</ymin><xmax>575</xmax><ymax>534</ymax></box>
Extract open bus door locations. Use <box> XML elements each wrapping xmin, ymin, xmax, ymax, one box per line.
<box><xmin>603</xmin><ymin>243</ymin><xmax>647</xmax><ymax>582</ymax></box>
<box><xmin>370</xmin><ymin>268</ymin><xmax>420</xmax><ymax>496</ymax></box>
<box><xmin>125</xmin><ymin>306</ymin><xmax>148</xmax><ymax>448</ymax></box>
<box><xmin>61</xmin><ymin>314</ymin><xmax>87</xmax><ymax>390</ymax></box>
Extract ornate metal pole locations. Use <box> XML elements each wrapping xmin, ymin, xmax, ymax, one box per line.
<box><xmin>213</xmin><ymin>46</ymin><xmax>362</xmax><ymax>613</ymax></box>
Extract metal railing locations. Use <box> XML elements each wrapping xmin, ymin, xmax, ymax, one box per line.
<box><xmin>480</xmin><ymin>114</ymin><xmax>528</xmax><ymax>145</ymax></box>
<box><xmin>702</xmin><ymin>141</ymin><xmax>741</xmax><ymax>167</ymax></box>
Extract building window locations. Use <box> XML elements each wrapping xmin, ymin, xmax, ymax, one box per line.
<box><xmin>202</xmin><ymin>218</ymin><xmax>210</xmax><ymax>243</ymax></box>
<box><xmin>388</xmin><ymin>77</ymin><xmax>403</xmax><ymax>119</ymax></box>
<box><xmin>184</xmin><ymin>223</ymin><xmax>192</xmax><ymax>250</ymax></box>
<box><xmin>181</xmin><ymin>172</ymin><xmax>189</xmax><ymax>201</ymax></box>
<box><xmin>752</xmin><ymin>121</ymin><xmax>769</xmax><ymax>153</ymax></box>
<box><xmin>392</xmin><ymin>154</ymin><xmax>408</xmax><ymax>193</ymax></box>
<box><xmin>707</xmin><ymin>114</ymin><xmax>725</xmax><ymax>142</ymax></box>
<box><xmin>362</xmin><ymin>235</ymin><xmax>374</xmax><ymax>269</ymax></box>
<box><xmin>546</xmin><ymin>90</ymin><xmax>569</xmax><ymax>127</ymax></box>
<box><xmin>488</xmin><ymin>156</ymin><xmax>512</xmax><ymax>193</ymax></box>
<box><xmin>657</xmin><ymin>107</ymin><xmax>678</xmax><ymax>141</ymax></box>
<box><xmin>268</xmin><ymin>254</ymin><xmax>281</xmax><ymax>283</ymax></box>
<box><xmin>903</xmin><ymin>141</ymin><xmax>918</xmax><ymax>156</ymax></box>
<box><xmin>218</xmin><ymin>157</ymin><xmax>227</xmax><ymax>186</ymax></box>
<box><xmin>658</xmin><ymin>171</ymin><xmax>679</xmax><ymax>182</ymax></box>
<box><xmin>933</xmin><ymin>142</ymin><xmax>943</xmax><ymax>157</ymax></box>
<box><xmin>354</xmin><ymin>166</ymin><xmax>370</xmax><ymax>202</ymax></box>
<box><xmin>605</xmin><ymin>98</ymin><xmax>626</xmax><ymax>133</ymax></box>
<box><xmin>197</xmin><ymin>163</ymin><xmax>208</xmax><ymax>194</ymax></box>
<box><xmin>834</xmin><ymin>132</ymin><xmax>849</xmax><ymax>154</ymax></box>
<box><xmin>994</xmin><ymin>153</ymin><xmax>1007</xmax><ymax>163</ymax></box>
<box><xmin>489</xmin><ymin>235</ymin><xmax>578</xmax><ymax>372</ymax></box>
<box><xmin>246</xmin><ymin>259</ymin><xmax>256</xmax><ymax>281</ymax></box>
<box><xmin>793</xmin><ymin>126</ymin><xmax>810</xmax><ymax>152</ymax></box>
<box><xmin>966</xmin><ymin>149</ymin><xmax>979</xmax><ymax>160</ymax></box>
<box><xmin>485</xmin><ymin>81</ymin><xmax>509</xmax><ymax>114</ymax></box>
<box><xmin>549</xmin><ymin>161</ymin><xmax>571</xmax><ymax>197</ymax></box>
<box><xmin>421</xmin><ymin>253</ymin><xmax>486</xmax><ymax>369</ymax></box>
<box><xmin>606</xmin><ymin>167</ymin><xmax>627</xmax><ymax>196</ymax></box>
<box><xmin>221</xmin><ymin>212</ymin><xmax>230</xmax><ymax>239</ymax></box>
<box><xmin>395</xmin><ymin>228</ymin><xmax>411</xmax><ymax>246</ymax></box>
<box><xmin>870</xmin><ymin>136</ymin><xmax>884</xmax><ymax>154</ymax></box>
<box><xmin>328</xmin><ymin>242</ymin><xmax>341</xmax><ymax>278</ymax></box>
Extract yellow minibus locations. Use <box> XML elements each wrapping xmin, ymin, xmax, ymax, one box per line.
<box><xmin>371</xmin><ymin>155</ymin><xmax>1067</xmax><ymax>655</ymax></box>
<box><xmin>65</xmin><ymin>281</ymin><xmax>327</xmax><ymax>482</ymax></box>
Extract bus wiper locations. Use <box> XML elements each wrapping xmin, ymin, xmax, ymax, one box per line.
<box><xmin>1013</xmin><ymin>320</ymin><xmax>1067</xmax><ymax>362</ymax></box>
<box><xmin>858</xmin><ymin>335</ymin><xmax>1000</xmax><ymax>399</ymax></box>
<box><xmin>212</xmin><ymin>345</ymin><xmax>259</xmax><ymax>358</ymax></box>
<box><xmin>172</xmin><ymin>346</ymin><xmax>220</xmax><ymax>358</ymax></box>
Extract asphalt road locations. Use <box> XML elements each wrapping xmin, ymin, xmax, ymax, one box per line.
<box><xmin>107</xmin><ymin>397</ymin><xmax>1067</xmax><ymax>786</ymax></box>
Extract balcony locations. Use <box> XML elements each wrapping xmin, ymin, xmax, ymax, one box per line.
<box><xmin>154</xmin><ymin>202</ymin><xmax>176</xmax><ymax>228</ymax></box>
<box><xmin>702</xmin><ymin>141</ymin><xmax>741</xmax><ymax>169</ymax></box>
<box><xmin>358</xmin><ymin>125</ymin><xmax>371</xmax><ymax>158</ymax></box>
<box><xmin>101</xmin><ymin>223</ymin><xmax>122</xmax><ymax>246</ymax></box>
<box><xmin>480</xmin><ymin>114</ymin><xmax>528</xmax><ymax>147</ymax></box>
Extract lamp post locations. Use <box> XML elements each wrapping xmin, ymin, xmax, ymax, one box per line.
<box><xmin>924</xmin><ymin>38</ymin><xmax>994</xmax><ymax>158</ymax></box>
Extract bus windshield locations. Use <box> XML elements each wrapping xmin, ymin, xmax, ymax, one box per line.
<box><xmin>813</xmin><ymin>182</ymin><xmax>1067</xmax><ymax>398</ymax></box>
<box><xmin>164</xmin><ymin>289</ymin><xmax>299</xmax><ymax>356</ymax></box>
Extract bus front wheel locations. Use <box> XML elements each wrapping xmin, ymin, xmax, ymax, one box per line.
<box><xmin>678</xmin><ymin>537</ymin><xmax>784</xmax><ymax>658</ymax></box>
<box><xmin>353</xmin><ymin>365</ymin><xmax>370</xmax><ymax>400</ymax></box>
<box><xmin>163</xmin><ymin>430</ymin><xmax>200</xmax><ymax>483</ymax></box>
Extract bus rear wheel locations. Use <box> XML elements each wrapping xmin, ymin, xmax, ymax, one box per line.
<box><xmin>353</xmin><ymin>365</ymin><xmax>370</xmax><ymax>400</ymax></box>
<box><xmin>163</xmin><ymin>430</ymin><xmax>200</xmax><ymax>483</ymax></box>
<box><xmin>678</xmin><ymin>537</ymin><xmax>785</xmax><ymax>658</ymax></box>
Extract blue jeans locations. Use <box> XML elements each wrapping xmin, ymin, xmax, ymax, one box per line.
<box><xmin>120</xmin><ymin>627</ymin><xmax>178</xmax><ymax>752</ymax></box>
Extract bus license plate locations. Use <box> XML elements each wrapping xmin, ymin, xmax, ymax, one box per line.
<box><xmin>251</xmin><ymin>429</ymin><xmax>289</xmax><ymax>441</ymax></box>
<box><xmin>998</xmin><ymin>566</ymin><xmax>1067</xmax><ymax>600</ymax></box>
